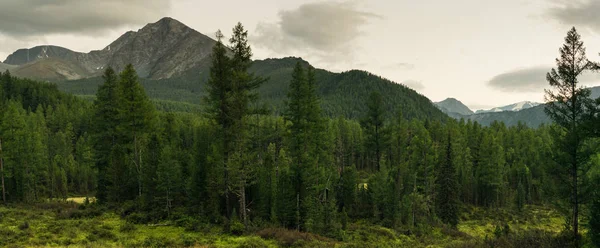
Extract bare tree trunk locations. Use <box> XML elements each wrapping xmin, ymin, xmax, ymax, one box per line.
<box><xmin>0</xmin><ymin>139</ymin><xmax>5</xmax><ymax>203</ymax></box>
<box><xmin>240</xmin><ymin>184</ymin><xmax>247</xmax><ymax>228</ymax></box>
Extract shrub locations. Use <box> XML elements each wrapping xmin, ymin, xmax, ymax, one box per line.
<box><xmin>142</xmin><ymin>236</ymin><xmax>176</xmax><ymax>247</ymax></box>
<box><xmin>120</xmin><ymin>222</ymin><xmax>137</xmax><ymax>233</ymax></box>
<box><xmin>235</xmin><ymin>236</ymin><xmax>270</xmax><ymax>248</ymax></box>
<box><xmin>18</xmin><ymin>221</ymin><xmax>29</xmax><ymax>230</ymax></box>
<box><xmin>91</xmin><ymin>226</ymin><xmax>116</xmax><ymax>240</ymax></box>
<box><xmin>256</xmin><ymin>228</ymin><xmax>330</xmax><ymax>246</ymax></box>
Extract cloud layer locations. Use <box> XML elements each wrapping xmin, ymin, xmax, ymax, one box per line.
<box><xmin>547</xmin><ymin>0</ymin><xmax>600</xmax><ymax>33</ymax></box>
<box><xmin>488</xmin><ymin>66</ymin><xmax>600</xmax><ymax>92</ymax></box>
<box><xmin>253</xmin><ymin>1</ymin><xmax>381</xmax><ymax>63</ymax></box>
<box><xmin>0</xmin><ymin>0</ymin><xmax>171</xmax><ymax>37</ymax></box>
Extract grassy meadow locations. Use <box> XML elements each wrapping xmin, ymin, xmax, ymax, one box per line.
<box><xmin>0</xmin><ymin>198</ymin><xmax>572</xmax><ymax>248</ymax></box>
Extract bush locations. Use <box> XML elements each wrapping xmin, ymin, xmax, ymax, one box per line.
<box><xmin>120</xmin><ymin>222</ymin><xmax>136</xmax><ymax>233</ymax></box>
<box><xmin>142</xmin><ymin>236</ymin><xmax>176</xmax><ymax>247</ymax></box>
<box><xmin>235</xmin><ymin>236</ymin><xmax>271</xmax><ymax>248</ymax></box>
<box><xmin>18</xmin><ymin>221</ymin><xmax>29</xmax><ymax>230</ymax></box>
<box><xmin>125</xmin><ymin>212</ymin><xmax>152</xmax><ymax>224</ymax></box>
<box><xmin>256</xmin><ymin>228</ymin><xmax>330</xmax><ymax>246</ymax></box>
<box><xmin>90</xmin><ymin>226</ymin><xmax>116</xmax><ymax>241</ymax></box>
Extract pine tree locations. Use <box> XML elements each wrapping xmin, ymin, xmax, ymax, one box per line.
<box><xmin>283</xmin><ymin>61</ymin><xmax>332</xmax><ymax>232</ymax></box>
<box><xmin>545</xmin><ymin>27</ymin><xmax>596</xmax><ymax>240</ymax></box>
<box><xmin>436</xmin><ymin>132</ymin><xmax>459</xmax><ymax>227</ymax></box>
<box><xmin>1</xmin><ymin>100</ymin><xmax>27</xmax><ymax>201</ymax></box>
<box><xmin>228</xmin><ymin>22</ymin><xmax>265</xmax><ymax>228</ymax></box>
<box><xmin>117</xmin><ymin>64</ymin><xmax>156</xmax><ymax>199</ymax></box>
<box><xmin>204</xmin><ymin>29</ymin><xmax>234</xmax><ymax>225</ymax></box>
<box><xmin>361</xmin><ymin>91</ymin><xmax>388</xmax><ymax>171</ymax></box>
<box><xmin>92</xmin><ymin>67</ymin><xmax>121</xmax><ymax>203</ymax></box>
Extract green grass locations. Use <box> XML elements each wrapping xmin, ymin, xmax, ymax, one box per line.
<box><xmin>0</xmin><ymin>202</ymin><xmax>567</xmax><ymax>248</ymax></box>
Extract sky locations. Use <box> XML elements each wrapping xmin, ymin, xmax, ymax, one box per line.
<box><xmin>1</xmin><ymin>0</ymin><xmax>600</xmax><ymax>110</ymax></box>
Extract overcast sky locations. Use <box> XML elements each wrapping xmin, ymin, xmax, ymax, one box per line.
<box><xmin>1</xmin><ymin>0</ymin><xmax>600</xmax><ymax>110</ymax></box>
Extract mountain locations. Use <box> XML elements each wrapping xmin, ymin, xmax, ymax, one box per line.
<box><xmin>0</xmin><ymin>17</ymin><xmax>448</xmax><ymax>121</ymax></box>
<box><xmin>475</xmin><ymin>101</ymin><xmax>541</xmax><ymax>113</ymax></box>
<box><xmin>102</xmin><ymin>17</ymin><xmax>216</xmax><ymax>79</ymax></box>
<box><xmin>11</xmin><ymin>58</ymin><xmax>90</xmax><ymax>81</ymax></box>
<box><xmin>454</xmin><ymin>85</ymin><xmax>600</xmax><ymax>127</ymax></box>
<box><xmin>3</xmin><ymin>17</ymin><xmax>216</xmax><ymax>80</ymax></box>
<box><xmin>0</xmin><ymin>62</ymin><xmax>16</xmax><ymax>72</ymax></box>
<box><xmin>55</xmin><ymin>57</ymin><xmax>448</xmax><ymax>120</ymax></box>
<box><xmin>465</xmin><ymin>104</ymin><xmax>550</xmax><ymax>127</ymax></box>
<box><xmin>435</xmin><ymin>98</ymin><xmax>473</xmax><ymax>116</ymax></box>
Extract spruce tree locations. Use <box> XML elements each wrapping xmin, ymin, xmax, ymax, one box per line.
<box><xmin>204</xmin><ymin>29</ymin><xmax>234</xmax><ymax>225</ymax></box>
<box><xmin>545</xmin><ymin>27</ymin><xmax>596</xmax><ymax>240</ymax></box>
<box><xmin>92</xmin><ymin>67</ymin><xmax>121</xmax><ymax>203</ymax></box>
<box><xmin>117</xmin><ymin>64</ymin><xmax>156</xmax><ymax>199</ymax></box>
<box><xmin>436</xmin><ymin>132</ymin><xmax>459</xmax><ymax>227</ymax></box>
<box><xmin>228</xmin><ymin>22</ymin><xmax>264</xmax><ymax>228</ymax></box>
<box><xmin>361</xmin><ymin>91</ymin><xmax>388</xmax><ymax>171</ymax></box>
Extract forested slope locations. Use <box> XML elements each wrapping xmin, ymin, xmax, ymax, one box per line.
<box><xmin>52</xmin><ymin>57</ymin><xmax>447</xmax><ymax>121</ymax></box>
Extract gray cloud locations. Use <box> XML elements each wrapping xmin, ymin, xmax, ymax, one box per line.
<box><xmin>547</xmin><ymin>0</ymin><xmax>600</xmax><ymax>33</ymax></box>
<box><xmin>253</xmin><ymin>1</ymin><xmax>381</xmax><ymax>62</ymax></box>
<box><xmin>0</xmin><ymin>0</ymin><xmax>171</xmax><ymax>37</ymax></box>
<box><xmin>488</xmin><ymin>66</ymin><xmax>600</xmax><ymax>92</ymax></box>
<box><xmin>401</xmin><ymin>79</ymin><xmax>425</xmax><ymax>91</ymax></box>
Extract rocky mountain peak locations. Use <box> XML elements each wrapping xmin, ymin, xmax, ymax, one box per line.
<box><xmin>2</xmin><ymin>17</ymin><xmax>217</xmax><ymax>81</ymax></box>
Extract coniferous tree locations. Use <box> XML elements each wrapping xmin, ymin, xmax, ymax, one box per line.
<box><xmin>117</xmin><ymin>64</ymin><xmax>156</xmax><ymax>199</ymax></box>
<box><xmin>204</xmin><ymin>29</ymin><xmax>233</xmax><ymax>225</ymax></box>
<box><xmin>92</xmin><ymin>67</ymin><xmax>121</xmax><ymax>204</ymax></box>
<box><xmin>228</xmin><ymin>22</ymin><xmax>264</xmax><ymax>228</ymax></box>
<box><xmin>545</xmin><ymin>27</ymin><xmax>596</xmax><ymax>240</ymax></box>
<box><xmin>436</xmin><ymin>132</ymin><xmax>459</xmax><ymax>227</ymax></box>
<box><xmin>361</xmin><ymin>91</ymin><xmax>388</xmax><ymax>171</ymax></box>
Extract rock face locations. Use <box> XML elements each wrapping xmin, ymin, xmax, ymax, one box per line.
<box><xmin>434</xmin><ymin>98</ymin><xmax>473</xmax><ymax>116</ymax></box>
<box><xmin>3</xmin><ymin>17</ymin><xmax>216</xmax><ymax>80</ymax></box>
<box><xmin>104</xmin><ymin>17</ymin><xmax>216</xmax><ymax>79</ymax></box>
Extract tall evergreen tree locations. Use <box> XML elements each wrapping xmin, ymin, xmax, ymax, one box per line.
<box><xmin>436</xmin><ymin>132</ymin><xmax>459</xmax><ymax>227</ymax></box>
<box><xmin>117</xmin><ymin>64</ymin><xmax>156</xmax><ymax>199</ymax></box>
<box><xmin>545</xmin><ymin>27</ymin><xmax>596</xmax><ymax>240</ymax></box>
<box><xmin>204</xmin><ymin>30</ymin><xmax>234</xmax><ymax>225</ymax></box>
<box><xmin>228</xmin><ymin>22</ymin><xmax>265</xmax><ymax>228</ymax></box>
<box><xmin>92</xmin><ymin>67</ymin><xmax>121</xmax><ymax>203</ymax></box>
<box><xmin>361</xmin><ymin>91</ymin><xmax>388</xmax><ymax>171</ymax></box>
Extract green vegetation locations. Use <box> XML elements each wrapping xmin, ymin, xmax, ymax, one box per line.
<box><xmin>53</xmin><ymin>58</ymin><xmax>447</xmax><ymax>121</ymax></box>
<box><xmin>0</xmin><ymin>202</ymin><xmax>567</xmax><ymax>247</ymax></box>
<box><xmin>1</xmin><ymin>24</ymin><xmax>600</xmax><ymax>248</ymax></box>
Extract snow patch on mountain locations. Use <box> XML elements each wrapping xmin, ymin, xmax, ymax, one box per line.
<box><xmin>476</xmin><ymin>101</ymin><xmax>541</xmax><ymax>113</ymax></box>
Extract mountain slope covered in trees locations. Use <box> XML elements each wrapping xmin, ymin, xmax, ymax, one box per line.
<box><xmin>54</xmin><ymin>57</ymin><xmax>448</xmax><ymax>121</ymax></box>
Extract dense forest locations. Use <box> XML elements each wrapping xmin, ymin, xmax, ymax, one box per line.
<box><xmin>1</xmin><ymin>24</ymin><xmax>600</xmax><ymax>247</ymax></box>
<box><xmin>55</xmin><ymin>57</ymin><xmax>447</xmax><ymax>121</ymax></box>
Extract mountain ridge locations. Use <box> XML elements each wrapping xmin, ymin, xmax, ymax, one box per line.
<box><xmin>475</xmin><ymin>101</ymin><xmax>541</xmax><ymax>113</ymax></box>
<box><xmin>3</xmin><ymin>17</ymin><xmax>216</xmax><ymax>80</ymax></box>
<box><xmin>434</xmin><ymin>98</ymin><xmax>473</xmax><ymax>116</ymax></box>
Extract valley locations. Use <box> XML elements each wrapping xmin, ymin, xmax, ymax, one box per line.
<box><xmin>0</xmin><ymin>8</ymin><xmax>599</xmax><ymax>248</ymax></box>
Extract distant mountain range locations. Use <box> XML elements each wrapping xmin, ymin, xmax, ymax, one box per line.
<box><xmin>3</xmin><ymin>17</ymin><xmax>215</xmax><ymax>81</ymax></box>
<box><xmin>475</xmin><ymin>101</ymin><xmax>542</xmax><ymax>113</ymax></box>
<box><xmin>5</xmin><ymin>17</ymin><xmax>599</xmax><ymax>127</ymax></box>
<box><xmin>434</xmin><ymin>98</ymin><xmax>541</xmax><ymax>117</ymax></box>
<box><xmin>434</xmin><ymin>87</ymin><xmax>600</xmax><ymax>127</ymax></box>
<box><xmin>1</xmin><ymin>17</ymin><xmax>447</xmax><ymax>121</ymax></box>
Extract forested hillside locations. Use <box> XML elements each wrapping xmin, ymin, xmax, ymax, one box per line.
<box><xmin>1</xmin><ymin>23</ymin><xmax>600</xmax><ymax>248</ymax></box>
<box><xmin>53</xmin><ymin>57</ymin><xmax>447</xmax><ymax>121</ymax></box>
